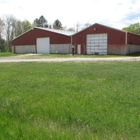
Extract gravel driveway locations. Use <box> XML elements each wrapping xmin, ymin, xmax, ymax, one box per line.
<box><xmin>0</xmin><ymin>54</ymin><xmax>140</xmax><ymax>63</ymax></box>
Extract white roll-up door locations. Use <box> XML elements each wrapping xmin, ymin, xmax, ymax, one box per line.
<box><xmin>86</xmin><ymin>34</ymin><xmax>107</xmax><ymax>54</ymax></box>
<box><xmin>37</xmin><ymin>37</ymin><xmax>50</xmax><ymax>54</ymax></box>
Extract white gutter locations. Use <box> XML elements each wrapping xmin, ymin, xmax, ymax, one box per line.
<box><xmin>71</xmin><ymin>36</ymin><xmax>73</xmax><ymax>47</ymax></box>
<box><xmin>125</xmin><ymin>32</ymin><xmax>127</xmax><ymax>44</ymax></box>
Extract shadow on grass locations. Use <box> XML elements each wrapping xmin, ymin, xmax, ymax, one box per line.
<box><xmin>127</xmin><ymin>52</ymin><xmax>140</xmax><ymax>57</ymax></box>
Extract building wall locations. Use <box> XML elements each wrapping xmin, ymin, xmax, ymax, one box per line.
<box><xmin>126</xmin><ymin>33</ymin><xmax>140</xmax><ymax>54</ymax></box>
<box><xmin>108</xmin><ymin>44</ymin><xmax>140</xmax><ymax>55</ymax></box>
<box><xmin>108</xmin><ymin>44</ymin><xmax>127</xmax><ymax>54</ymax></box>
<box><xmin>14</xmin><ymin>45</ymin><xmax>36</xmax><ymax>54</ymax></box>
<box><xmin>12</xmin><ymin>29</ymin><xmax>36</xmax><ymax>46</ymax></box>
<box><xmin>108</xmin><ymin>32</ymin><xmax>140</xmax><ymax>54</ymax></box>
<box><xmin>126</xmin><ymin>44</ymin><xmax>140</xmax><ymax>54</ymax></box>
<box><xmin>50</xmin><ymin>44</ymin><xmax>71</xmax><ymax>54</ymax></box>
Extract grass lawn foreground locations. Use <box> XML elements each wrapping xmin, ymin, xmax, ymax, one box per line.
<box><xmin>0</xmin><ymin>61</ymin><xmax>140</xmax><ymax>140</ymax></box>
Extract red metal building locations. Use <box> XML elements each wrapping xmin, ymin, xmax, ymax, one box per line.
<box><xmin>72</xmin><ymin>23</ymin><xmax>140</xmax><ymax>55</ymax></box>
<box><xmin>12</xmin><ymin>27</ymin><xmax>73</xmax><ymax>54</ymax></box>
<box><xmin>12</xmin><ymin>23</ymin><xmax>140</xmax><ymax>55</ymax></box>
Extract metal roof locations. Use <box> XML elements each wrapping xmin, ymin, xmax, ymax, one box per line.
<box><xmin>35</xmin><ymin>27</ymin><xmax>75</xmax><ymax>36</ymax></box>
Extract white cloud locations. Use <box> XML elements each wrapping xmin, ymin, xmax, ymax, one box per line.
<box><xmin>0</xmin><ymin>0</ymin><xmax>140</xmax><ymax>29</ymax></box>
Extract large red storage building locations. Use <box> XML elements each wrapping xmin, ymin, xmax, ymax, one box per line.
<box><xmin>12</xmin><ymin>23</ymin><xmax>140</xmax><ymax>55</ymax></box>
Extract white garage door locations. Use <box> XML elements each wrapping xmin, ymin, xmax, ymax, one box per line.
<box><xmin>86</xmin><ymin>34</ymin><xmax>107</xmax><ymax>54</ymax></box>
<box><xmin>37</xmin><ymin>37</ymin><xmax>50</xmax><ymax>54</ymax></box>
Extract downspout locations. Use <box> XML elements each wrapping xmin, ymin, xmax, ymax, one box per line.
<box><xmin>71</xmin><ymin>35</ymin><xmax>72</xmax><ymax>47</ymax></box>
<box><xmin>125</xmin><ymin>32</ymin><xmax>127</xmax><ymax>45</ymax></box>
<box><xmin>71</xmin><ymin>35</ymin><xmax>72</xmax><ymax>53</ymax></box>
<box><xmin>125</xmin><ymin>32</ymin><xmax>128</xmax><ymax>54</ymax></box>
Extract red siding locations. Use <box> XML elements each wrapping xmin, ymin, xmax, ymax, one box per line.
<box><xmin>12</xmin><ymin>28</ymin><xmax>71</xmax><ymax>46</ymax></box>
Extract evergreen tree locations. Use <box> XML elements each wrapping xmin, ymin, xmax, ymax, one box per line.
<box><xmin>34</xmin><ymin>15</ymin><xmax>48</xmax><ymax>27</ymax></box>
<box><xmin>53</xmin><ymin>19</ymin><xmax>62</xmax><ymax>29</ymax></box>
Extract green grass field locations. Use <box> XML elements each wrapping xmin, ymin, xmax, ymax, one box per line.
<box><xmin>0</xmin><ymin>61</ymin><xmax>140</xmax><ymax>140</ymax></box>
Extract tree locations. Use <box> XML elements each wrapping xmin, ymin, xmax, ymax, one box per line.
<box><xmin>48</xmin><ymin>24</ymin><xmax>52</xmax><ymax>29</ymax></box>
<box><xmin>122</xmin><ymin>22</ymin><xmax>140</xmax><ymax>35</ymax></box>
<box><xmin>4</xmin><ymin>15</ymin><xmax>17</xmax><ymax>51</ymax></box>
<box><xmin>34</xmin><ymin>15</ymin><xmax>48</xmax><ymax>27</ymax></box>
<box><xmin>0</xmin><ymin>37</ymin><xmax>5</xmax><ymax>52</ymax></box>
<box><xmin>62</xmin><ymin>26</ymin><xmax>67</xmax><ymax>31</ymax></box>
<box><xmin>22</xmin><ymin>20</ymin><xmax>32</xmax><ymax>32</ymax></box>
<box><xmin>53</xmin><ymin>19</ymin><xmax>62</xmax><ymax>30</ymax></box>
<box><xmin>0</xmin><ymin>18</ymin><xmax>5</xmax><ymax>38</ymax></box>
<box><xmin>0</xmin><ymin>18</ymin><xmax>5</xmax><ymax>51</ymax></box>
<box><xmin>75</xmin><ymin>23</ymin><xmax>80</xmax><ymax>32</ymax></box>
<box><xmin>15</xmin><ymin>20</ymin><xmax>32</xmax><ymax>37</ymax></box>
<box><xmin>14</xmin><ymin>20</ymin><xmax>23</xmax><ymax>37</ymax></box>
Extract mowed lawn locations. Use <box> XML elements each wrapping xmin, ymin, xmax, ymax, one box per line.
<box><xmin>0</xmin><ymin>61</ymin><xmax>140</xmax><ymax>140</ymax></box>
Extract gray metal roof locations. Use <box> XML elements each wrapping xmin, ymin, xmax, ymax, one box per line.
<box><xmin>35</xmin><ymin>27</ymin><xmax>75</xmax><ymax>36</ymax></box>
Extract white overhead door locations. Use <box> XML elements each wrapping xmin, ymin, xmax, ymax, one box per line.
<box><xmin>86</xmin><ymin>34</ymin><xmax>107</xmax><ymax>54</ymax></box>
<box><xmin>37</xmin><ymin>37</ymin><xmax>50</xmax><ymax>54</ymax></box>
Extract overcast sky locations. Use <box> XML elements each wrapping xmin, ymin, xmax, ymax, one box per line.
<box><xmin>0</xmin><ymin>0</ymin><xmax>140</xmax><ymax>30</ymax></box>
